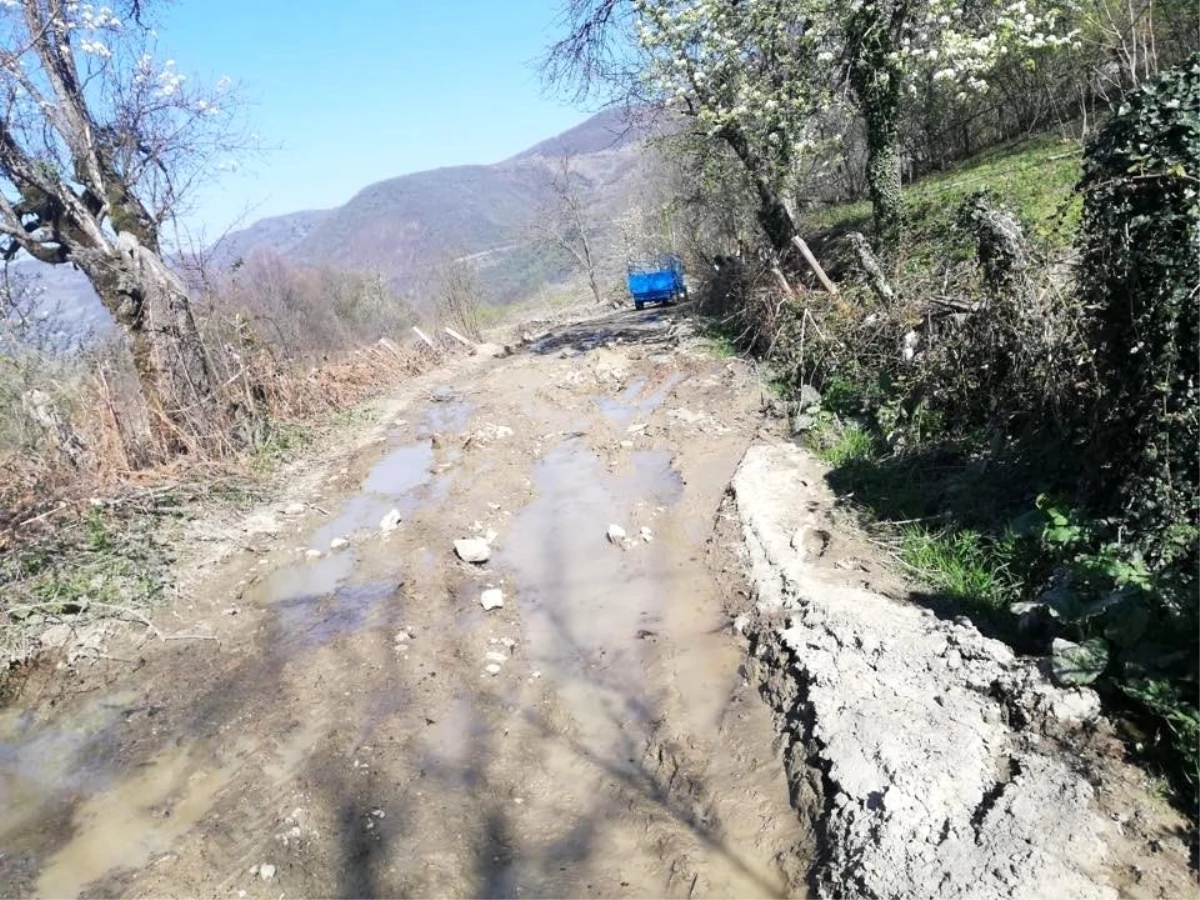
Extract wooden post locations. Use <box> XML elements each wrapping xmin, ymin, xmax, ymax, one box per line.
<box><xmin>791</xmin><ymin>236</ymin><xmax>838</xmax><ymax>295</ymax></box>
<box><xmin>443</xmin><ymin>326</ymin><xmax>476</xmax><ymax>348</ymax></box>
<box><xmin>378</xmin><ymin>337</ymin><xmax>405</xmax><ymax>358</ymax></box>
<box><xmin>412</xmin><ymin>326</ymin><xmax>437</xmax><ymax>350</ymax></box>
<box><xmin>847</xmin><ymin>231</ymin><xmax>894</xmax><ymax>305</ymax></box>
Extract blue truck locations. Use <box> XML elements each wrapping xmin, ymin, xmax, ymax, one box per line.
<box><xmin>626</xmin><ymin>254</ymin><xmax>688</xmax><ymax>311</ymax></box>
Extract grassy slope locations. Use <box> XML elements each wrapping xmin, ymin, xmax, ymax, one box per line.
<box><xmin>802</xmin><ymin>135</ymin><xmax>1085</xmax><ymax>617</ymax></box>
<box><xmin>808</xmin><ymin>133</ymin><xmax>1085</xmax><ymax>252</ymax></box>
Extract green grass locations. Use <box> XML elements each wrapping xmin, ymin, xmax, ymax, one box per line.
<box><xmin>812</xmin><ymin>419</ymin><xmax>877</xmax><ymax>467</ymax></box>
<box><xmin>809</xmin><ymin>133</ymin><xmax>1084</xmax><ymax>265</ymax></box>
<box><xmin>249</xmin><ymin>422</ymin><xmax>314</xmax><ymax>473</ymax></box>
<box><xmin>700</xmin><ymin>327</ymin><xmax>739</xmax><ymax>360</ymax></box>
<box><xmin>3</xmin><ymin>505</ymin><xmax>170</xmax><ymax>627</ymax></box>
<box><xmin>899</xmin><ymin>526</ymin><xmax>1022</xmax><ymax>613</ymax></box>
<box><xmin>809</xmin><ymin>416</ymin><xmax>1039</xmax><ymax>635</ymax></box>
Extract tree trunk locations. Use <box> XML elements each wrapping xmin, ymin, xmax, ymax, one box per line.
<box><xmin>847</xmin><ymin>1</ymin><xmax>907</xmax><ymax>257</ymax></box>
<box><xmin>76</xmin><ymin>232</ymin><xmax>216</xmax><ymax>451</ymax></box>
<box><xmin>718</xmin><ymin>124</ymin><xmax>797</xmax><ymax>254</ymax></box>
<box><xmin>579</xmin><ymin>229</ymin><xmax>604</xmax><ymax>306</ymax></box>
<box><xmin>863</xmin><ymin>104</ymin><xmax>903</xmax><ymax>253</ymax></box>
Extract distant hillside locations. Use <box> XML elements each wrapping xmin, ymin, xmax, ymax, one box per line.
<box><xmin>10</xmin><ymin>108</ymin><xmax>656</xmax><ymax>344</ymax></box>
<box><xmin>291</xmin><ymin>162</ymin><xmax>560</xmax><ymax>299</ymax></box>
<box><xmin>211</xmin><ymin>208</ymin><xmax>332</xmax><ymax>270</ymax></box>
<box><xmin>279</xmin><ymin>107</ymin><xmax>652</xmax><ymax>309</ymax></box>
<box><xmin>510</xmin><ymin>107</ymin><xmax>642</xmax><ymax>160</ymax></box>
<box><xmin>4</xmin><ymin>260</ymin><xmax>114</xmax><ymax>349</ymax></box>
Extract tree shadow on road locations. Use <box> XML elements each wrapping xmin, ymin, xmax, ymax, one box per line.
<box><xmin>525</xmin><ymin>302</ymin><xmax>697</xmax><ymax>357</ymax></box>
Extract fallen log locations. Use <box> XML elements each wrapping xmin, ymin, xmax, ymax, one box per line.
<box><xmin>443</xmin><ymin>326</ymin><xmax>476</xmax><ymax>348</ymax></box>
<box><xmin>791</xmin><ymin>235</ymin><xmax>838</xmax><ymax>295</ymax></box>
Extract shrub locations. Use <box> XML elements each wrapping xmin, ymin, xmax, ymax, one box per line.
<box><xmin>1075</xmin><ymin>54</ymin><xmax>1200</xmax><ymax>581</ymax></box>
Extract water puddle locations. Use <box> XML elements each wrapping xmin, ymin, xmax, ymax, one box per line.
<box><xmin>423</xmin><ymin>401</ymin><xmax>472</xmax><ymax>435</ymax></box>
<box><xmin>593</xmin><ymin>372</ymin><xmax>684</xmax><ymax>426</ymax></box>
<box><xmin>500</xmin><ymin>443</ymin><xmax>683</xmax><ymax>760</ymax></box>
<box><xmin>0</xmin><ymin>432</ymin><xmax>447</xmax><ymax>896</ymax></box>
<box><xmin>311</xmin><ymin>440</ymin><xmax>434</xmax><ymax>548</ymax></box>
<box><xmin>35</xmin><ymin>743</ymin><xmax>234</xmax><ymax>898</ymax></box>
<box><xmin>421</xmin><ymin>390</ymin><xmax>472</xmax><ymax>435</ymax></box>
<box><xmin>363</xmin><ymin>441</ymin><xmax>434</xmax><ymax>495</ymax></box>
<box><xmin>22</xmin><ymin>713</ymin><xmax>327</xmax><ymax>899</ymax></box>
<box><xmin>0</xmin><ymin>689</ymin><xmax>140</xmax><ymax>848</ymax></box>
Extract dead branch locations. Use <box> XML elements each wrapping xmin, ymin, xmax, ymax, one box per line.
<box><xmin>792</xmin><ymin>236</ymin><xmax>839</xmax><ymax>294</ymax></box>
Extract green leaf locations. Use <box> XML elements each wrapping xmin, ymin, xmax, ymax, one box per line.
<box><xmin>1051</xmin><ymin>637</ymin><xmax>1110</xmax><ymax>687</ymax></box>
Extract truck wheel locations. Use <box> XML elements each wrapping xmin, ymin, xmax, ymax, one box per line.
<box><xmin>635</xmin><ymin>300</ymin><xmax>645</xmax><ymax>311</ymax></box>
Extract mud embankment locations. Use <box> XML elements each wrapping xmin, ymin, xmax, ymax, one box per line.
<box><xmin>730</xmin><ymin>442</ymin><xmax>1196</xmax><ymax>900</ymax></box>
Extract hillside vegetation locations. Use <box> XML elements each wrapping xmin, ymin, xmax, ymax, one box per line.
<box><xmin>721</xmin><ymin>73</ymin><xmax>1198</xmax><ymax>812</ymax></box>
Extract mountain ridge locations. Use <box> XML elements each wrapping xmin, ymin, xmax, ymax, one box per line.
<box><xmin>10</xmin><ymin>108</ymin><xmax>650</xmax><ymax>343</ymax></box>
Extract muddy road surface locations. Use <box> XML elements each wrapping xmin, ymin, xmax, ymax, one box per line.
<box><xmin>1</xmin><ymin>306</ymin><xmax>810</xmax><ymax>898</ymax></box>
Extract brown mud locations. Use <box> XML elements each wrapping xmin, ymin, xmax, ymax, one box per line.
<box><xmin>0</xmin><ymin>306</ymin><xmax>806</xmax><ymax>899</ymax></box>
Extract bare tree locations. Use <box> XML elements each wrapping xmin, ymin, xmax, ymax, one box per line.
<box><xmin>0</xmin><ymin>0</ymin><xmax>249</xmax><ymax>449</ymax></box>
<box><xmin>544</xmin><ymin>0</ymin><xmax>636</xmax><ymax>104</ymax></box>
<box><xmin>535</xmin><ymin>153</ymin><xmax>606</xmax><ymax>306</ymax></box>
<box><xmin>432</xmin><ymin>254</ymin><xmax>483</xmax><ymax>342</ymax></box>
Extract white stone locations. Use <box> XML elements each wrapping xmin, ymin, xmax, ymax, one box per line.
<box><xmin>259</xmin><ymin>864</ymin><xmax>276</xmax><ymax>881</ymax></box>
<box><xmin>640</xmin><ymin>526</ymin><xmax>654</xmax><ymax>542</ymax></box>
<box><xmin>330</xmin><ymin>537</ymin><xmax>350</xmax><ymax>551</ymax></box>
<box><xmin>485</xmin><ymin>663</ymin><xmax>502</xmax><ymax>675</ymax></box>
<box><xmin>379</xmin><ymin>509</ymin><xmax>402</xmax><ymax>532</ymax></box>
<box><xmin>480</xmin><ymin>588</ymin><xmax>505</xmax><ymax>611</ymax></box>
<box><xmin>244</xmin><ymin>512</ymin><xmax>281</xmax><ymax>536</ymax></box>
<box><xmin>305</xmin><ymin>548</ymin><xmax>322</xmax><ymax>559</ymax></box>
<box><xmin>606</xmin><ymin>524</ymin><xmax>627</xmax><ymax>544</ymax></box>
<box><xmin>38</xmin><ymin>624</ymin><xmax>73</xmax><ymax>649</ymax></box>
<box><xmin>485</xmin><ymin>650</ymin><xmax>508</xmax><ymax>664</ymax></box>
<box><xmin>455</xmin><ymin>538</ymin><xmax>490</xmax><ymax>563</ymax></box>
<box><xmin>283</xmin><ymin>502</ymin><xmax>306</xmax><ymax>516</ymax></box>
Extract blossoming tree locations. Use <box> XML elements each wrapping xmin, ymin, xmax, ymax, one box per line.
<box><xmin>550</xmin><ymin>0</ymin><xmax>1076</xmax><ymax>255</ymax></box>
<box><xmin>633</xmin><ymin>0</ymin><xmax>830</xmax><ymax>252</ymax></box>
<box><xmin>837</xmin><ymin>0</ymin><xmax>1077</xmax><ymax>251</ymax></box>
<box><xmin>0</xmin><ymin>0</ymin><xmax>246</xmax><ymax>447</ymax></box>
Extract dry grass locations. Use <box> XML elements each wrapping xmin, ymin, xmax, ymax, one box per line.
<box><xmin>0</xmin><ymin>312</ymin><xmax>430</xmax><ymax>533</ymax></box>
<box><xmin>0</xmin><ymin>296</ymin><xmax>444</xmax><ymax>670</ymax></box>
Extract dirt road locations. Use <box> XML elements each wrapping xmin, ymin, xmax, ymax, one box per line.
<box><xmin>0</xmin><ymin>306</ymin><xmax>811</xmax><ymax>898</ymax></box>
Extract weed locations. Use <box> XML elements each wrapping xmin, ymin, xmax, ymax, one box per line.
<box><xmin>811</xmin><ymin>419</ymin><xmax>877</xmax><ymax>467</ymax></box>
<box><xmin>250</xmin><ymin>422</ymin><xmax>313</xmax><ymax>473</ymax></box>
<box><xmin>2</xmin><ymin>503</ymin><xmax>171</xmax><ymax>648</ymax></box>
<box><xmin>899</xmin><ymin>526</ymin><xmax>1023</xmax><ymax>613</ymax></box>
<box><xmin>703</xmin><ymin>332</ymin><xmax>738</xmax><ymax>359</ymax></box>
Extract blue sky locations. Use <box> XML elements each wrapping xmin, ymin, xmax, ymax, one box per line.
<box><xmin>159</xmin><ymin>0</ymin><xmax>590</xmax><ymax>237</ymax></box>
